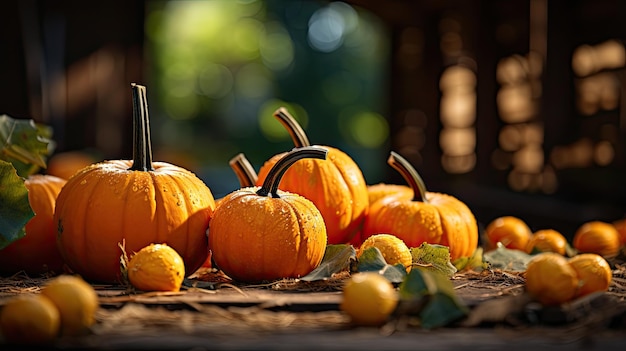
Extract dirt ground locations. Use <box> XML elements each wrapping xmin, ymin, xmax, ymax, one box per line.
<box><xmin>1</xmin><ymin>266</ymin><xmax>625</xmax><ymax>351</ymax></box>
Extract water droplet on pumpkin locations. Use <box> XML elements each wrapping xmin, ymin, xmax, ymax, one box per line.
<box><xmin>80</xmin><ymin>179</ymin><xmax>87</xmax><ymax>185</ymax></box>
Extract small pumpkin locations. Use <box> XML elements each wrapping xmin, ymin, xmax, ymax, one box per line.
<box><xmin>362</xmin><ymin>151</ymin><xmax>478</xmax><ymax>260</ymax></box>
<box><xmin>573</xmin><ymin>221</ymin><xmax>620</xmax><ymax>257</ymax></box>
<box><xmin>127</xmin><ymin>243</ymin><xmax>185</xmax><ymax>292</ymax></box>
<box><xmin>54</xmin><ymin>84</ymin><xmax>216</xmax><ymax>283</ymax></box>
<box><xmin>525</xmin><ymin>229</ymin><xmax>568</xmax><ymax>255</ymax></box>
<box><xmin>209</xmin><ymin>146</ymin><xmax>328</xmax><ymax>283</ymax></box>
<box><xmin>484</xmin><ymin>216</ymin><xmax>532</xmax><ymax>252</ymax></box>
<box><xmin>568</xmin><ymin>253</ymin><xmax>612</xmax><ymax>298</ymax></box>
<box><xmin>613</xmin><ymin>218</ymin><xmax>626</xmax><ymax>246</ymax></box>
<box><xmin>255</xmin><ymin>108</ymin><xmax>368</xmax><ymax>244</ymax></box>
<box><xmin>525</xmin><ymin>252</ymin><xmax>579</xmax><ymax>306</ymax></box>
<box><xmin>0</xmin><ymin>174</ymin><xmax>67</xmax><ymax>275</ymax></box>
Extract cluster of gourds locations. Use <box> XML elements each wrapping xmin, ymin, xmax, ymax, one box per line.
<box><xmin>5</xmin><ymin>82</ymin><xmax>624</xmax><ymax>298</ymax></box>
<box><xmin>484</xmin><ymin>215</ymin><xmax>624</xmax><ymax>305</ymax></box>
<box><xmin>1</xmin><ymin>82</ymin><xmax>484</xmax><ymax>286</ymax></box>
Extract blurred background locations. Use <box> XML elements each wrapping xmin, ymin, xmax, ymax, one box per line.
<box><xmin>1</xmin><ymin>0</ymin><xmax>625</xmax><ymax>239</ymax></box>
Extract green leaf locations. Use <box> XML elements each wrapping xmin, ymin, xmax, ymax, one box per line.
<box><xmin>483</xmin><ymin>243</ymin><xmax>532</xmax><ymax>272</ymax></box>
<box><xmin>0</xmin><ymin>160</ymin><xmax>34</xmax><ymax>249</ymax></box>
<box><xmin>0</xmin><ymin>115</ymin><xmax>55</xmax><ymax>177</ymax></box>
<box><xmin>410</xmin><ymin>242</ymin><xmax>457</xmax><ymax>277</ymax></box>
<box><xmin>300</xmin><ymin>244</ymin><xmax>356</xmax><ymax>281</ymax></box>
<box><xmin>398</xmin><ymin>267</ymin><xmax>469</xmax><ymax>329</ymax></box>
<box><xmin>453</xmin><ymin>246</ymin><xmax>490</xmax><ymax>272</ymax></box>
<box><xmin>355</xmin><ymin>246</ymin><xmax>407</xmax><ymax>283</ymax></box>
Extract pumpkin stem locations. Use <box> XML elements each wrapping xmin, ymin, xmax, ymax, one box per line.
<box><xmin>387</xmin><ymin>151</ymin><xmax>428</xmax><ymax>203</ymax></box>
<box><xmin>274</xmin><ymin>107</ymin><xmax>310</xmax><ymax>148</ymax></box>
<box><xmin>129</xmin><ymin>83</ymin><xmax>154</xmax><ymax>172</ymax></box>
<box><xmin>257</xmin><ymin>146</ymin><xmax>327</xmax><ymax>198</ymax></box>
<box><xmin>229</xmin><ymin>153</ymin><xmax>258</xmax><ymax>187</ymax></box>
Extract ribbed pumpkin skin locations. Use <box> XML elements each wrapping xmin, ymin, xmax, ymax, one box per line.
<box><xmin>256</xmin><ymin>147</ymin><xmax>368</xmax><ymax>245</ymax></box>
<box><xmin>208</xmin><ymin>187</ymin><xmax>327</xmax><ymax>283</ymax></box>
<box><xmin>363</xmin><ymin>191</ymin><xmax>478</xmax><ymax>260</ymax></box>
<box><xmin>0</xmin><ymin>175</ymin><xmax>67</xmax><ymax>275</ymax></box>
<box><xmin>54</xmin><ymin>160</ymin><xmax>215</xmax><ymax>283</ymax></box>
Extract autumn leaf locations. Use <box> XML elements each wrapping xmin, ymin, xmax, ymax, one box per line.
<box><xmin>0</xmin><ymin>160</ymin><xmax>34</xmax><ymax>249</ymax></box>
<box><xmin>410</xmin><ymin>242</ymin><xmax>458</xmax><ymax>277</ymax></box>
<box><xmin>0</xmin><ymin>114</ymin><xmax>54</xmax><ymax>177</ymax></box>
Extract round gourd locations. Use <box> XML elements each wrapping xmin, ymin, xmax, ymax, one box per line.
<box><xmin>255</xmin><ymin>108</ymin><xmax>368</xmax><ymax>245</ymax></box>
<box><xmin>202</xmin><ymin>153</ymin><xmax>259</xmax><ymax>269</ymax></box>
<box><xmin>573</xmin><ymin>221</ymin><xmax>620</xmax><ymax>257</ymax></box>
<box><xmin>526</xmin><ymin>229</ymin><xmax>568</xmax><ymax>255</ymax></box>
<box><xmin>209</xmin><ymin>147</ymin><xmax>328</xmax><ymax>283</ymax></box>
<box><xmin>0</xmin><ymin>174</ymin><xmax>67</xmax><ymax>275</ymax></box>
<box><xmin>485</xmin><ymin>216</ymin><xmax>532</xmax><ymax>252</ymax></box>
<box><xmin>54</xmin><ymin>84</ymin><xmax>216</xmax><ymax>283</ymax></box>
<box><xmin>525</xmin><ymin>252</ymin><xmax>579</xmax><ymax>306</ymax></box>
<box><xmin>362</xmin><ymin>151</ymin><xmax>478</xmax><ymax>260</ymax></box>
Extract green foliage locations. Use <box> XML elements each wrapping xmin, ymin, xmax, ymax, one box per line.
<box><xmin>0</xmin><ymin>115</ymin><xmax>55</xmax><ymax>248</ymax></box>
<box><xmin>483</xmin><ymin>243</ymin><xmax>532</xmax><ymax>272</ymax></box>
<box><xmin>398</xmin><ymin>267</ymin><xmax>469</xmax><ymax>329</ymax></box>
<box><xmin>0</xmin><ymin>160</ymin><xmax>34</xmax><ymax>249</ymax></box>
<box><xmin>410</xmin><ymin>242</ymin><xmax>458</xmax><ymax>278</ymax></box>
<box><xmin>301</xmin><ymin>244</ymin><xmax>356</xmax><ymax>281</ymax></box>
<box><xmin>0</xmin><ymin>115</ymin><xmax>54</xmax><ymax>177</ymax></box>
<box><xmin>453</xmin><ymin>246</ymin><xmax>490</xmax><ymax>272</ymax></box>
<box><xmin>355</xmin><ymin>247</ymin><xmax>407</xmax><ymax>283</ymax></box>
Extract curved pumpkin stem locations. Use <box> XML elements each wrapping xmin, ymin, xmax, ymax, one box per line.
<box><xmin>274</xmin><ymin>107</ymin><xmax>310</xmax><ymax>148</ymax></box>
<box><xmin>387</xmin><ymin>151</ymin><xmax>428</xmax><ymax>203</ymax></box>
<box><xmin>229</xmin><ymin>153</ymin><xmax>258</xmax><ymax>187</ymax></box>
<box><xmin>257</xmin><ymin>146</ymin><xmax>327</xmax><ymax>198</ymax></box>
<box><xmin>128</xmin><ymin>83</ymin><xmax>154</xmax><ymax>172</ymax></box>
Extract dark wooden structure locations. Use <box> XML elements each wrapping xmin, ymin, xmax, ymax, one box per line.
<box><xmin>1</xmin><ymin>0</ymin><xmax>625</xmax><ymax>236</ymax></box>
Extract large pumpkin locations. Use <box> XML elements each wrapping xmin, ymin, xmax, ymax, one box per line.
<box><xmin>362</xmin><ymin>151</ymin><xmax>478</xmax><ymax>260</ymax></box>
<box><xmin>255</xmin><ymin>108</ymin><xmax>368</xmax><ymax>244</ymax></box>
<box><xmin>54</xmin><ymin>84</ymin><xmax>216</xmax><ymax>283</ymax></box>
<box><xmin>0</xmin><ymin>174</ymin><xmax>67</xmax><ymax>275</ymax></box>
<box><xmin>209</xmin><ymin>147</ymin><xmax>328</xmax><ymax>283</ymax></box>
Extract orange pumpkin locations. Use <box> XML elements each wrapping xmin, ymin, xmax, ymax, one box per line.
<box><xmin>54</xmin><ymin>84</ymin><xmax>216</xmax><ymax>283</ymax></box>
<box><xmin>525</xmin><ymin>229</ymin><xmax>568</xmax><ymax>255</ymax></box>
<box><xmin>362</xmin><ymin>151</ymin><xmax>478</xmax><ymax>260</ymax></box>
<box><xmin>46</xmin><ymin>150</ymin><xmax>100</xmax><ymax>180</ymax></box>
<box><xmin>209</xmin><ymin>147</ymin><xmax>328</xmax><ymax>282</ymax></box>
<box><xmin>366</xmin><ymin>183</ymin><xmax>413</xmax><ymax>206</ymax></box>
<box><xmin>201</xmin><ymin>153</ymin><xmax>258</xmax><ymax>269</ymax></box>
<box><xmin>485</xmin><ymin>216</ymin><xmax>532</xmax><ymax>252</ymax></box>
<box><xmin>573</xmin><ymin>221</ymin><xmax>620</xmax><ymax>257</ymax></box>
<box><xmin>613</xmin><ymin>218</ymin><xmax>626</xmax><ymax>246</ymax></box>
<box><xmin>255</xmin><ymin>108</ymin><xmax>368</xmax><ymax>245</ymax></box>
<box><xmin>0</xmin><ymin>174</ymin><xmax>67</xmax><ymax>275</ymax></box>
<box><xmin>349</xmin><ymin>183</ymin><xmax>414</xmax><ymax>246</ymax></box>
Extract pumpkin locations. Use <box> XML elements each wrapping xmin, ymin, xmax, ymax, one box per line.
<box><xmin>525</xmin><ymin>252</ymin><xmax>579</xmax><ymax>306</ymax></box>
<box><xmin>255</xmin><ymin>107</ymin><xmax>368</xmax><ymax>244</ymax></box>
<box><xmin>349</xmin><ymin>183</ymin><xmax>414</xmax><ymax>246</ymax></box>
<box><xmin>568</xmin><ymin>253</ymin><xmax>612</xmax><ymax>298</ymax></box>
<box><xmin>209</xmin><ymin>146</ymin><xmax>328</xmax><ymax>282</ymax></box>
<box><xmin>46</xmin><ymin>150</ymin><xmax>100</xmax><ymax>180</ymax></box>
<box><xmin>573</xmin><ymin>221</ymin><xmax>620</xmax><ymax>257</ymax></box>
<box><xmin>525</xmin><ymin>229</ymin><xmax>568</xmax><ymax>255</ymax></box>
<box><xmin>202</xmin><ymin>153</ymin><xmax>259</xmax><ymax>269</ymax></box>
<box><xmin>127</xmin><ymin>243</ymin><xmax>185</xmax><ymax>292</ymax></box>
<box><xmin>484</xmin><ymin>216</ymin><xmax>532</xmax><ymax>252</ymax></box>
<box><xmin>366</xmin><ymin>183</ymin><xmax>413</xmax><ymax>206</ymax></box>
<box><xmin>362</xmin><ymin>151</ymin><xmax>478</xmax><ymax>260</ymax></box>
<box><xmin>613</xmin><ymin>218</ymin><xmax>626</xmax><ymax>246</ymax></box>
<box><xmin>54</xmin><ymin>83</ymin><xmax>216</xmax><ymax>283</ymax></box>
<box><xmin>0</xmin><ymin>174</ymin><xmax>67</xmax><ymax>275</ymax></box>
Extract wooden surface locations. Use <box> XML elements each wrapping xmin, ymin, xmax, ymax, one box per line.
<box><xmin>1</xmin><ymin>269</ymin><xmax>625</xmax><ymax>350</ymax></box>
